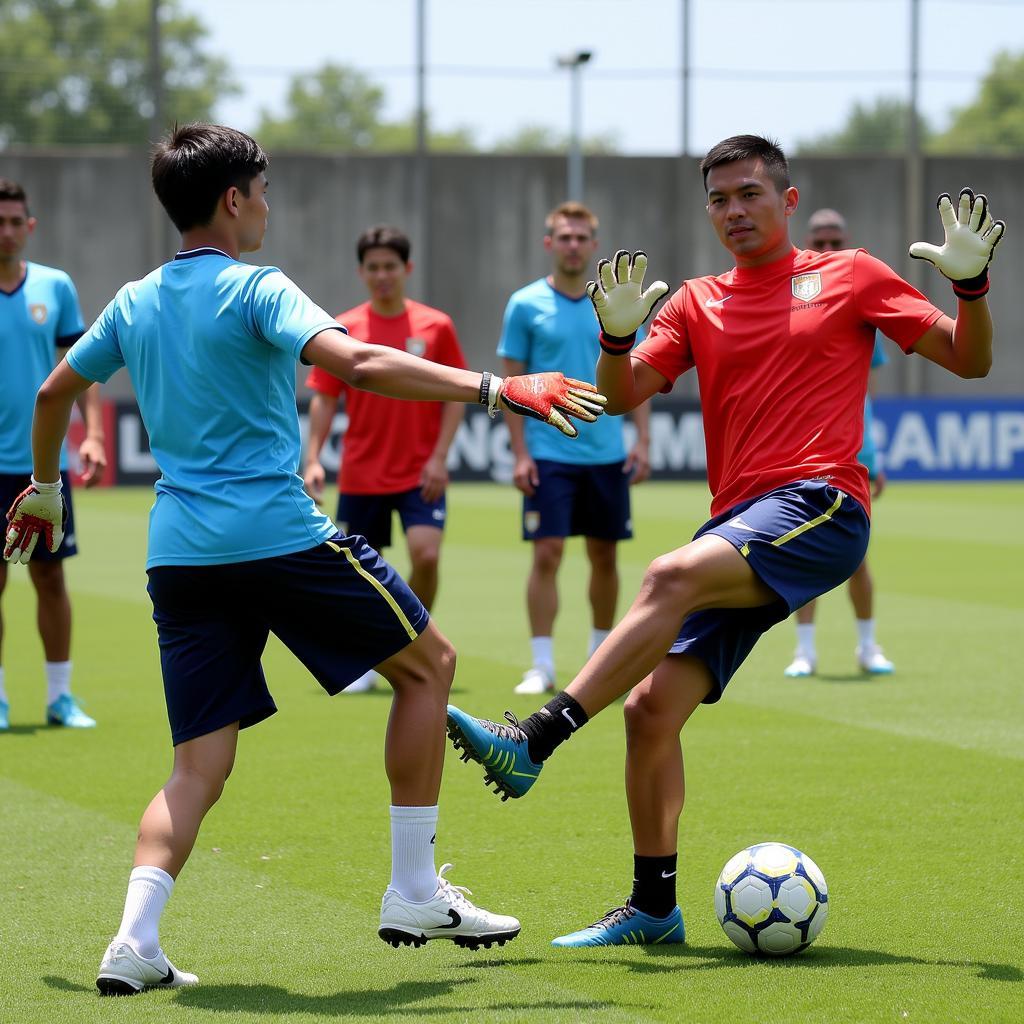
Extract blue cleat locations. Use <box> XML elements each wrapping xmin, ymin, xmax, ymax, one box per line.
<box><xmin>46</xmin><ymin>693</ymin><xmax>97</xmax><ymax>728</ymax></box>
<box><xmin>551</xmin><ymin>903</ymin><xmax>685</xmax><ymax>947</ymax></box>
<box><xmin>446</xmin><ymin>705</ymin><xmax>542</xmax><ymax>801</ymax></box>
<box><xmin>0</xmin><ymin>699</ymin><xmax>8</xmax><ymax>731</ymax></box>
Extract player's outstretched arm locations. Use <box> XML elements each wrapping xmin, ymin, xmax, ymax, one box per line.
<box><xmin>908</xmin><ymin>188</ymin><xmax>1003</xmax><ymax>378</ymax></box>
<box><xmin>302</xmin><ymin>329</ymin><xmax>607</xmax><ymax>438</ymax></box>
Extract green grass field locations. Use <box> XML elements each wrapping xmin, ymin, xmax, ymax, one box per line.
<box><xmin>2</xmin><ymin>482</ymin><xmax>1022</xmax><ymax>1023</ymax></box>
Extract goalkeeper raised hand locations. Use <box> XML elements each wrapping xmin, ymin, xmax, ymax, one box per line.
<box><xmin>909</xmin><ymin>188</ymin><xmax>1004</xmax><ymax>300</ymax></box>
<box><xmin>4</xmin><ymin>477</ymin><xmax>67</xmax><ymax>564</ymax></box>
<box><xmin>587</xmin><ymin>250</ymin><xmax>669</xmax><ymax>354</ymax></box>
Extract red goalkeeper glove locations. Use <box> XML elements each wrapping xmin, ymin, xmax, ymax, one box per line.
<box><xmin>4</xmin><ymin>477</ymin><xmax>67</xmax><ymax>564</ymax></box>
<box><xmin>479</xmin><ymin>372</ymin><xmax>607</xmax><ymax>438</ymax></box>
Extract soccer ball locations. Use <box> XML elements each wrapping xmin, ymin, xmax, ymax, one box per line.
<box><xmin>714</xmin><ymin>842</ymin><xmax>828</xmax><ymax>956</ymax></box>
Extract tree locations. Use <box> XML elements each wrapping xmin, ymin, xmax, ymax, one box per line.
<box><xmin>795</xmin><ymin>97</ymin><xmax>931</xmax><ymax>155</ymax></box>
<box><xmin>493</xmin><ymin>123</ymin><xmax>619</xmax><ymax>155</ymax></box>
<box><xmin>0</xmin><ymin>0</ymin><xmax>236</xmax><ymax>146</ymax></box>
<box><xmin>934</xmin><ymin>50</ymin><xmax>1024</xmax><ymax>153</ymax></box>
<box><xmin>255</xmin><ymin>63</ymin><xmax>476</xmax><ymax>152</ymax></box>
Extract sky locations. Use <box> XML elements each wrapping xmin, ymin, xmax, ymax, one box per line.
<box><xmin>189</xmin><ymin>0</ymin><xmax>1024</xmax><ymax>154</ymax></box>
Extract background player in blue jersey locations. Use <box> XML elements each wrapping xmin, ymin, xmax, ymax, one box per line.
<box><xmin>785</xmin><ymin>209</ymin><xmax>895</xmax><ymax>678</ymax></box>
<box><xmin>500</xmin><ymin>202</ymin><xmax>651</xmax><ymax>696</ymax></box>
<box><xmin>3</xmin><ymin>124</ymin><xmax>605</xmax><ymax>995</ymax></box>
<box><xmin>0</xmin><ymin>177</ymin><xmax>106</xmax><ymax>732</ymax></box>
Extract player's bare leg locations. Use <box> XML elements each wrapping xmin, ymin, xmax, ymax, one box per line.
<box><xmin>405</xmin><ymin>525</ymin><xmax>442</xmax><ymax>612</ymax></box>
<box><xmin>848</xmin><ymin>558</ymin><xmax>872</xmax><ymax>619</ymax></box>
<box><xmin>564</xmin><ymin>535</ymin><xmax>775</xmax><ymax>718</ymax></box>
<box><xmin>0</xmin><ymin>562</ymin><xmax>7</xmax><ymax>729</ymax></box>
<box><xmin>377</xmin><ymin>621</ymin><xmax>454</xmax><ymax>806</ymax></box>
<box><xmin>516</xmin><ymin>536</ymin><xmax>563</xmax><ymax>694</ymax></box>
<box><xmin>585</xmin><ymin>536</ymin><xmax>618</xmax><ymax>633</ymax></box>
<box><xmin>785</xmin><ymin>599</ymin><xmax>818</xmax><ymax>677</ymax></box>
<box><xmin>848</xmin><ymin>557</ymin><xmax>893</xmax><ymax>673</ymax></box>
<box><xmin>27</xmin><ymin>560</ymin><xmax>70</xmax><ymax>661</ymax></box>
<box><xmin>624</xmin><ymin>655</ymin><xmax>712</xmax><ymax>856</ymax></box>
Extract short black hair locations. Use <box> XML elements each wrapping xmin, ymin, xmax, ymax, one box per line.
<box><xmin>0</xmin><ymin>177</ymin><xmax>29</xmax><ymax>215</ymax></box>
<box><xmin>700</xmin><ymin>134</ymin><xmax>790</xmax><ymax>193</ymax></box>
<box><xmin>151</xmin><ymin>123</ymin><xmax>268</xmax><ymax>232</ymax></box>
<box><xmin>357</xmin><ymin>225</ymin><xmax>411</xmax><ymax>264</ymax></box>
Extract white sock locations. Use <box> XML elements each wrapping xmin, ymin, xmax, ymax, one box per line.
<box><xmin>530</xmin><ymin>636</ymin><xmax>554</xmax><ymax>678</ymax></box>
<box><xmin>795</xmin><ymin>624</ymin><xmax>816</xmax><ymax>660</ymax></box>
<box><xmin>588</xmin><ymin>628</ymin><xmax>612</xmax><ymax>657</ymax></box>
<box><xmin>45</xmin><ymin>660</ymin><xmax>72</xmax><ymax>705</ymax></box>
<box><xmin>389</xmin><ymin>805</ymin><xmax>439</xmax><ymax>902</ymax></box>
<box><xmin>115</xmin><ymin>866</ymin><xmax>174</xmax><ymax>959</ymax></box>
<box><xmin>856</xmin><ymin>619</ymin><xmax>876</xmax><ymax>650</ymax></box>
<box><xmin>0</xmin><ymin>666</ymin><xmax>7</xmax><ymax>704</ymax></box>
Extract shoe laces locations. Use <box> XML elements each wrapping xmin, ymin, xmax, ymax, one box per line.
<box><xmin>590</xmin><ymin>904</ymin><xmax>636</xmax><ymax>930</ymax></box>
<box><xmin>475</xmin><ymin>711</ymin><xmax>527</xmax><ymax>743</ymax></box>
<box><xmin>436</xmin><ymin>863</ymin><xmax>474</xmax><ymax>907</ymax></box>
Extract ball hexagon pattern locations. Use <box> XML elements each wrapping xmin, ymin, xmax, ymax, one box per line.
<box><xmin>714</xmin><ymin>842</ymin><xmax>829</xmax><ymax>957</ymax></box>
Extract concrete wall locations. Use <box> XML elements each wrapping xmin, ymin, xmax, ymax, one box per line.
<box><xmin>3</xmin><ymin>149</ymin><xmax>1022</xmax><ymax>398</ymax></box>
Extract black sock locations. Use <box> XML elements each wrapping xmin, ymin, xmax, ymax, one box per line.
<box><xmin>629</xmin><ymin>854</ymin><xmax>678</xmax><ymax>919</ymax></box>
<box><xmin>519</xmin><ymin>692</ymin><xmax>589</xmax><ymax>763</ymax></box>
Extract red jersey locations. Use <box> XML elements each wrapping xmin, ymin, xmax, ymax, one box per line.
<box><xmin>633</xmin><ymin>248</ymin><xmax>944</xmax><ymax>517</ymax></box>
<box><xmin>306</xmin><ymin>299</ymin><xmax>467</xmax><ymax>495</ymax></box>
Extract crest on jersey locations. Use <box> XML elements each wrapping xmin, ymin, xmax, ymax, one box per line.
<box><xmin>405</xmin><ymin>337</ymin><xmax>426</xmax><ymax>357</ymax></box>
<box><xmin>29</xmin><ymin>303</ymin><xmax>48</xmax><ymax>324</ymax></box>
<box><xmin>791</xmin><ymin>273</ymin><xmax>822</xmax><ymax>302</ymax></box>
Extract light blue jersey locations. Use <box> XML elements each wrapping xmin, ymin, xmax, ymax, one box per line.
<box><xmin>0</xmin><ymin>261</ymin><xmax>85</xmax><ymax>472</ymax></box>
<box><xmin>67</xmin><ymin>248</ymin><xmax>341</xmax><ymax>568</ymax></box>
<box><xmin>498</xmin><ymin>278</ymin><xmax>637</xmax><ymax>466</ymax></box>
<box><xmin>858</xmin><ymin>334</ymin><xmax>889</xmax><ymax>476</ymax></box>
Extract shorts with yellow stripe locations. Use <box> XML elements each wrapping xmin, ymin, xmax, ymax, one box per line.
<box><xmin>147</xmin><ymin>533</ymin><xmax>429</xmax><ymax>745</ymax></box>
<box><xmin>669</xmin><ymin>481</ymin><xmax>869</xmax><ymax>703</ymax></box>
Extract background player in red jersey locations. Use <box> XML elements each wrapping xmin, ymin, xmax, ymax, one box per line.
<box><xmin>304</xmin><ymin>226</ymin><xmax>467</xmax><ymax>692</ymax></box>
<box><xmin>445</xmin><ymin>134</ymin><xmax>1003</xmax><ymax>947</ymax></box>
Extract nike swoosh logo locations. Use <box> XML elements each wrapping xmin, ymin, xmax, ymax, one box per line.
<box><xmin>704</xmin><ymin>295</ymin><xmax>732</xmax><ymax>308</ymax></box>
<box><xmin>439</xmin><ymin>909</ymin><xmax>462</xmax><ymax>929</ymax></box>
<box><xmin>661</xmin><ymin>870</ymin><xmax>677</xmax><ymax>879</ymax></box>
<box><xmin>159</xmin><ymin>966</ymin><xmax>175</xmax><ymax>985</ymax></box>
<box><xmin>561</xmin><ymin>708</ymin><xmax>578</xmax><ymax>729</ymax></box>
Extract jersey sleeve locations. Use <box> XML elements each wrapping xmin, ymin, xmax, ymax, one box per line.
<box><xmin>65</xmin><ymin>295</ymin><xmax>125</xmax><ymax>383</ymax></box>
<box><xmin>497</xmin><ymin>295</ymin><xmax>531</xmax><ymax>363</ymax></box>
<box><xmin>435</xmin><ymin>316</ymin><xmax>469</xmax><ymax>370</ymax></box>
<box><xmin>54</xmin><ymin>273</ymin><xmax>86</xmax><ymax>347</ymax></box>
<box><xmin>242</xmin><ymin>268</ymin><xmax>342</xmax><ymax>361</ymax></box>
<box><xmin>631</xmin><ymin>287</ymin><xmax>694</xmax><ymax>390</ymax></box>
<box><xmin>853</xmin><ymin>250</ymin><xmax>944</xmax><ymax>353</ymax></box>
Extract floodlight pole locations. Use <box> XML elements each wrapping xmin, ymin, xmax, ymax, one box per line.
<box><xmin>905</xmin><ymin>0</ymin><xmax>925</xmax><ymax>396</ymax></box>
<box><xmin>680</xmin><ymin>0</ymin><xmax>691</xmax><ymax>156</ymax></box>
<box><xmin>557</xmin><ymin>51</ymin><xmax>592</xmax><ymax>200</ymax></box>
<box><xmin>414</xmin><ymin>0</ymin><xmax>432</xmax><ymax>302</ymax></box>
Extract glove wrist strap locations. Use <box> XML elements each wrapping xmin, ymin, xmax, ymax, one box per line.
<box><xmin>951</xmin><ymin>268</ymin><xmax>990</xmax><ymax>301</ymax></box>
<box><xmin>599</xmin><ymin>331</ymin><xmax>637</xmax><ymax>355</ymax></box>
<box><xmin>30</xmin><ymin>476</ymin><xmax>62</xmax><ymax>493</ymax></box>
<box><xmin>479</xmin><ymin>372</ymin><xmax>503</xmax><ymax>418</ymax></box>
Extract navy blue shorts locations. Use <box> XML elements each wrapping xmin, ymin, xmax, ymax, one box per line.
<box><xmin>337</xmin><ymin>488</ymin><xmax>446</xmax><ymax>552</ymax></box>
<box><xmin>670</xmin><ymin>482</ymin><xmax>869</xmax><ymax>703</ymax></box>
<box><xmin>523</xmin><ymin>459</ymin><xmax>632</xmax><ymax>541</ymax></box>
<box><xmin>146</xmin><ymin>533</ymin><xmax>429</xmax><ymax>745</ymax></box>
<box><xmin>0</xmin><ymin>471</ymin><xmax>78</xmax><ymax>561</ymax></box>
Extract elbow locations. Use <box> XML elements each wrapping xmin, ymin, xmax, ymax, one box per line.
<box><xmin>345</xmin><ymin>348</ymin><xmax>375</xmax><ymax>390</ymax></box>
<box><xmin>960</xmin><ymin>358</ymin><xmax>992</xmax><ymax>380</ymax></box>
<box><xmin>604</xmin><ymin>396</ymin><xmax>632</xmax><ymax>417</ymax></box>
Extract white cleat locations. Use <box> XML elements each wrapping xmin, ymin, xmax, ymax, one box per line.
<box><xmin>513</xmin><ymin>666</ymin><xmax>555</xmax><ymax>695</ymax></box>
<box><xmin>344</xmin><ymin>669</ymin><xmax>379</xmax><ymax>693</ymax></box>
<box><xmin>96</xmin><ymin>941</ymin><xmax>198</xmax><ymax>996</ymax></box>
<box><xmin>378</xmin><ymin>863</ymin><xmax>521</xmax><ymax>950</ymax></box>
<box><xmin>783</xmin><ymin>652</ymin><xmax>816</xmax><ymax>678</ymax></box>
<box><xmin>857</xmin><ymin>644</ymin><xmax>895</xmax><ymax>675</ymax></box>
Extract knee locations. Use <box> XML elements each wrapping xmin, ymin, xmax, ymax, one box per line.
<box><xmin>641</xmin><ymin>554</ymin><xmax>695</xmax><ymax>606</ymax></box>
<box><xmin>172</xmin><ymin>762</ymin><xmax>230</xmax><ymax>806</ymax></box>
<box><xmin>390</xmin><ymin>636</ymin><xmax>456</xmax><ymax>699</ymax></box>
<box><xmin>29</xmin><ymin>563</ymin><xmax>66</xmax><ymax>598</ymax></box>
<box><xmin>624</xmin><ymin>689</ymin><xmax>674</xmax><ymax>748</ymax></box>
<box><xmin>533</xmin><ymin>541</ymin><xmax>563</xmax><ymax>576</ymax></box>
<box><xmin>410</xmin><ymin>545</ymin><xmax>440</xmax><ymax>576</ymax></box>
<box><xmin>588</xmin><ymin>543</ymin><xmax>618</xmax><ymax>576</ymax></box>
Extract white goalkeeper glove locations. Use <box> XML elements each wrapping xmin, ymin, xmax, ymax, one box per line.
<box><xmin>586</xmin><ymin>250</ymin><xmax>669</xmax><ymax>354</ymax></box>
<box><xmin>4</xmin><ymin>477</ymin><xmax>66</xmax><ymax>564</ymax></box>
<box><xmin>909</xmin><ymin>188</ymin><xmax>1005</xmax><ymax>301</ymax></box>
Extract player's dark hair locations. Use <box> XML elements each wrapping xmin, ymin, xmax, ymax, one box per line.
<box><xmin>0</xmin><ymin>177</ymin><xmax>30</xmax><ymax>215</ymax></box>
<box><xmin>151</xmin><ymin>123</ymin><xmax>268</xmax><ymax>232</ymax></box>
<box><xmin>700</xmin><ymin>135</ymin><xmax>790</xmax><ymax>193</ymax></box>
<box><xmin>356</xmin><ymin>225</ymin><xmax>411</xmax><ymax>264</ymax></box>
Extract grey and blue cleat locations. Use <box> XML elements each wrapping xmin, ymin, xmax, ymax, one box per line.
<box><xmin>445</xmin><ymin>705</ymin><xmax>542</xmax><ymax>800</ymax></box>
<box><xmin>551</xmin><ymin>903</ymin><xmax>685</xmax><ymax>947</ymax></box>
